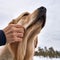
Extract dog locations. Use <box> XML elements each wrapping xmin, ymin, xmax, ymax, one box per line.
<box><xmin>0</xmin><ymin>6</ymin><xmax>46</xmax><ymax>60</ymax></box>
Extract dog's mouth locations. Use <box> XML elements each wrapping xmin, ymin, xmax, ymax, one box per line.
<box><xmin>27</xmin><ymin>6</ymin><xmax>46</xmax><ymax>29</ymax></box>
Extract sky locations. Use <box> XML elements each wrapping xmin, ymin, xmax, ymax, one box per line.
<box><xmin>0</xmin><ymin>0</ymin><xmax>60</xmax><ymax>51</ymax></box>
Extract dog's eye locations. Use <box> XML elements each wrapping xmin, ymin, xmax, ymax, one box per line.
<box><xmin>23</xmin><ymin>13</ymin><xmax>29</xmax><ymax>16</ymax></box>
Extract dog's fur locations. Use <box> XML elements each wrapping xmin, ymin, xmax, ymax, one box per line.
<box><xmin>0</xmin><ymin>7</ymin><xmax>46</xmax><ymax>60</ymax></box>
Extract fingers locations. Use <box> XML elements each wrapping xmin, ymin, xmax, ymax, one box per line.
<box><xmin>6</xmin><ymin>27</ymin><xmax>24</xmax><ymax>34</ymax></box>
<box><xmin>6</xmin><ymin>37</ymin><xmax>23</xmax><ymax>43</ymax></box>
<box><xmin>9</xmin><ymin>24</ymin><xmax>24</xmax><ymax>28</ymax></box>
<box><xmin>3</xmin><ymin>24</ymin><xmax>25</xmax><ymax>44</ymax></box>
<box><xmin>16</xmin><ymin>33</ymin><xmax>24</xmax><ymax>38</ymax></box>
<box><xmin>6</xmin><ymin>32</ymin><xmax>24</xmax><ymax>38</ymax></box>
<box><xmin>12</xmin><ymin>37</ymin><xmax>23</xmax><ymax>43</ymax></box>
<box><xmin>4</xmin><ymin>24</ymin><xmax>25</xmax><ymax>32</ymax></box>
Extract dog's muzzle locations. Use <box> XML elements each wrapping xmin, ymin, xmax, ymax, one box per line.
<box><xmin>37</xmin><ymin>6</ymin><xmax>46</xmax><ymax>28</ymax></box>
<box><xmin>28</xmin><ymin>6</ymin><xmax>46</xmax><ymax>29</ymax></box>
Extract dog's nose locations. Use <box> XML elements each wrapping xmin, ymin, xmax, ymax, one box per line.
<box><xmin>38</xmin><ymin>6</ymin><xmax>46</xmax><ymax>13</ymax></box>
<box><xmin>37</xmin><ymin>6</ymin><xmax>46</xmax><ymax>28</ymax></box>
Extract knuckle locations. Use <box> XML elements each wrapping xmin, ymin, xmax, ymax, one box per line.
<box><xmin>18</xmin><ymin>38</ymin><xmax>22</xmax><ymax>41</ymax></box>
<box><xmin>11</xmin><ymin>27</ymin><xmax>14</xmax><ymax>30</ymax></box>
<box><xmin>22</xmin><ymin>29</ymin><xmax>24</xmax><ymax>33</ymax></box>
<box><xmin>9</xmin><ymin>24</ymin><xmax>13</xmax><ymax>27</ymax></box>
<box><xmin>13</xmin><ymin>36</ymin><xmax>17</xmax><ymax>41</ymax></box>
<box><xmin>20</xmin><ymin>28</ymin><xmax>25</xmax><ymax>33</ymax></box>
<box><xmin>18</xmin><ymin>33</ymin><xmax>24</xmax><ymax>37</ymax></box>
<box><xmin>12</xmin><ymin>32</ymin><xmax>16</xmax><ymax>37</ymax></box>
<box><xmin>20</xmin><ymin>38</ymin><xmax>22</xmax><ymax>41</ymax></box>
<box><xmin>21</xmin><ymin>33</ymin><xmax>24</xmax><ymax>37</ymax></box>
<box><xmin>11</xmin><ymin>27</ymin><xmax>16</xmax><ymax>32</ymax></box>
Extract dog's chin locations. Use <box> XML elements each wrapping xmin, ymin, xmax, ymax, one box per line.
<box><xmin>26</xmin><ymin>20</ymin><xmax>44</xmax><ymax>37</ymax></box>
<box><xmin>27</xmin><ymin>16</ymin><xmax>45</xmax><ymax>31</ymax></box>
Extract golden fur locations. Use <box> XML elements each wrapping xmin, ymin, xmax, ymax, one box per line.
<box><xmin>0</xmin><ymin>6</ymin><xmax>46</xmax><ymax>60</ymax></box>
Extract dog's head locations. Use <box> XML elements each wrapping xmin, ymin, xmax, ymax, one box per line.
<box><xmin>8</xmin><ymin>6</ymin><xmax>47</xmax><ymax>58</ymax></box>
<box><xmin>10</xmin><ymin>6</ymin><xmax>46</xmax><ymax>35</ymax></box>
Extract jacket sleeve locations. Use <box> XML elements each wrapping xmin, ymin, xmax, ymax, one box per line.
<box><xmin>0</xmin><ymin>30</ymin><xmax>6</xmax><ymax>46</ymax></box>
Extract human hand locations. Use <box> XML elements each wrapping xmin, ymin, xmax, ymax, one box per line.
<box><xmin>3</xmin><ymin>24</ymin><xmax>24</xmax><ymax>43</ymax></box>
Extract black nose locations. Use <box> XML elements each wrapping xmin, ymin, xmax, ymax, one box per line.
<box><xmin>38</xmin><ymin>6</ymin><xmax>46</xmax><ymax>13</ymax></box>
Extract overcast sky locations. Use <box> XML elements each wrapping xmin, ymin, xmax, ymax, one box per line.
<box><xmin>0</xmin><ymin>0</ymin><xmax>60</xmax><ymax>50</ymax></box>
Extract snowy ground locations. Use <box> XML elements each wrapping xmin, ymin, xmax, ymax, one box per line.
<box><xmin>34</xmin><ymin>56</ymin><xmax>60</xmax><ymax>60</ymax></box>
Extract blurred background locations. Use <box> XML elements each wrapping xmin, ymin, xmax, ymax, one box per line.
<box><xmin>0</xmin><ymin>0</ymin><xmax>60</xmax><ymax>60</ymax></box>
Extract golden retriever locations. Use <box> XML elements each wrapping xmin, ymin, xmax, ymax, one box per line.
<box><xmin>0</xmin><ymin>6</ymin><xmax>46</xmax><ymax>60</ymax></box>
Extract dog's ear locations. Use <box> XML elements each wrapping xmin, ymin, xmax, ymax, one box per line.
<box><xmin>15</xmin><ymin>12</ymin><xmax>30</xmax><ymax>20</ymax></box>
<box><xmin>22</xmin><ymin>12</ymin><xmax>30</xmax><ymax>16</ymax></box>
<box><xmin>9</xmin><ymin>12</ymin><xmax>30</xmax><ymax>25</ymax></box>
<box><xmin>9</xmin><ymin>19</ymin><xmax>18</xmax><ymax>24</ymax></box>
<box><xmin>34</xmin><ymin>37</ymin><xmax>38</xmax><ymax>48</ymax></box>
